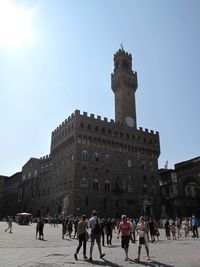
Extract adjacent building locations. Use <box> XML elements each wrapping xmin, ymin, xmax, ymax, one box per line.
<box><xmin>159</xmin><ymin>156</ymin><xmax>200</xmax><ymax>218</ymax></box>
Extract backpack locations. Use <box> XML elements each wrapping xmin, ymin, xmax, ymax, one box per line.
<box><xmin>93</xmin><ymin>218</ymin><xmax>101</xmax><ymax>234</ymax></box>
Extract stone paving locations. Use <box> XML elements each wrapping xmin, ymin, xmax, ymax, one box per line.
<box><xmin>0</xmin><ymin>221</ymin><xmax>200</xmax><ymax>267</ymax></box>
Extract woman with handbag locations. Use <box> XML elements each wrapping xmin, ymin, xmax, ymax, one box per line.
<box><xmin>74</xmin><ymin>215</ymin><xmax>88</xmax><ymax>260</ymax></box>
<box><xmin>135</xmin><ymin>216</ymin><xmax>150</xmax><ymax>262</ymax></box>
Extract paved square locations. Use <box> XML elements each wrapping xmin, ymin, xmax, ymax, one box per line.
<box><xmin>0</xmin><ymin>222</ymin><xmax>200</xmax><ymax>267</ymax></box>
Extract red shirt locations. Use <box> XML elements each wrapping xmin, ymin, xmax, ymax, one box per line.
<box><xmin>118</xmin><ymin>220</ymin><xmax>131</xmax><ymax>236</ymax></box>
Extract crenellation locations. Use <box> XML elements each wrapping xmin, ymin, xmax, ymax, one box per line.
<box><xmin>97</xmin><ymin>115</ymin><xmax>101</xmax><ymax>120</ymax></box>
<box><xmin>75</xmin><ymin>109</ymin><xmax>80</xmax><ymax>115</ymax></box>
<box><xmin>83</xmin><ymin>112</ymin><xmax>88</xmax><ymax>116</ymax></box>
<box><xmin>90</xmin><ymin>113</ymin><xmax>94</xmax><ymax>118</ymax></box>
<box><xmin>145</xmin><ymin>128</ymin><xmax>148</xmax><ymax>132</ymax></box>
<box><xmin>139</xmin><ymin>127</ymin><xmax>143</xmax><ymax>131</ymax></box>
<box><xmin>104</xmin><ymin>117</ymin><xmax>108</xmax><ymax>122</ymax></box>
<box><xmin>150</xmin><ymin>130</ymin><xmax>154</xmax><ymax>134</ymax></box>
<box><xmin>110</xmin><ymin>119</ymin><xmax>114</xmax><ymax>123</ymax></box>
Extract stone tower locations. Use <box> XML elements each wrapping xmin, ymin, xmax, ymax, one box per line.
<box><xmin>111</xmin><ymin>47</ymin><xmax>138</xmax><ymax>128</ymax></box>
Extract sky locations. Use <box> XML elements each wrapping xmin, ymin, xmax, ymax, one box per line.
<box><xmin>0</xmin><ymin>0</ymin><xmax>200</xmax><ymax>176</ymax></box>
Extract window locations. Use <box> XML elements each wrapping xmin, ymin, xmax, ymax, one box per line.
<box><xmin>82</xmin><ymin>150</ymin><xmax>88</xmax><ymax>161</ymax></box>
<box><xmin>127</xmin><ymin>159</ymin><xmax>132</xmax><ymax>167</ymax></box>
<box><xmin>105</xmin><ymin>180</ymin><xmax>111</xmax><ymax>191</ymax></box>
<box><xmin>185</xmin><ymin>182</ymin><xmax>198</xmax><ymax>198</ymax></box>
<box><xmin>28</xmin><ymin>171</ymin><xmax>31</xmax><ymax>179</ymax></box>
<box><xmin>104</xmin><ymin>154</ymin><xmax>110</xmax><ymax>164</ymax></box>
<box><xmin>80</xmin><ymin>122</ymin><xmax>84</xmax><ymax>128</ymax></box>
<box><xmin>34</xmin><ymin>169</ymin><xmax>38</xmax><ymax>178</ymax></box>
<box><xmin>93</xmin><ymin>152</ymin><xmax>99</xmax><ymax>162</ymax></box>
<box><xmin>93</xmin><ymin>179</ymin><xmax>99</xmax><ymax>190</ymax></box>
<box><xmin>80</xmin><ymin>177</ymin><xmax>88</xmax><ymax>189</ymax></box>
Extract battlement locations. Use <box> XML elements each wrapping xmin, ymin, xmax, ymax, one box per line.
<box><xmin>114</xmin><ymin>48</ymin><xmax>132</xmax><ymax>60</ymax></box>
<box><xmin>52</xmin><ymin>111</ymin><xmax>75</xmax><ymax>135</ymax></box>
<box><xmin>52</xmin><ymin>109</ymin><xmax>159</xmax><ymax>137</ymax></box>
<box><xmin>40</xmin><ymin>154</ymin><xmax>51</xmax><ymax>161</ymax></box>
<box><xmin>138</xmin><ymin>127</ymin><xmax>159</xmax><ymax>136</ymax></box>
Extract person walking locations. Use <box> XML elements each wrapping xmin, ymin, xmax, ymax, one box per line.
<box><xmin>117</xmin><ymin>214</ymin><xmax>132</xmax><ymax>261</ymax></box>
<box><xmin>62</xmin><ymin>218</ymin><xmax>67</xmax><ymax>239</ymax></box>
<box><xmin>135</xmin><ymin>216</ymin><xmax>150</xmax><ymax>262</ymax></box>
<box><xmin>89</xmin><ymin>210</ymin><xmax>105</xmax><ymax>261</ymax></box>
<box><xmin>191</xmin><ymin>215</ymin><xmax>199</xmax><ymax>238</ymax></box>
<box><xmin>182</xmin><ymin>217</ymin><xmax>189</xmax><ymax>239</ymax></box>
<box><xmin>5</xmin><ymin>216</ymin><xmax>13</xmax><ymax>233</ymax></box>
<box><xmin>74</xmin><ymin>215</ymin><xmax>88</xmax><ymax>260</ymax></box>
<box><xmin>105</xmin><ymin>218</ymin><xmax>113</xmax><ymax>245</ymax></box>
<box><xmin>38</xmin><ymin>217</ymin><xmax>44</xmax><ymax>240</ymax></box>
<box><xmin>164</xmin><ymin>219</ymin><xmax>171</xmax><ymax>240</ymax></box>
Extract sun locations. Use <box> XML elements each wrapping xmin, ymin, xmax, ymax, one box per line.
<box><xmin>0</xmin><ymin>0</ymin><xmax>34</xmax><ymax>48</ymax></box>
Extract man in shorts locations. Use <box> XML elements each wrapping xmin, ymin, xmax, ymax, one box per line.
<box><xmin>89</xmin><ymin>210</ymin><xmax>105</xmax><ymax>261</ymax></box>
<box><xmin>117</xmin><ymin>214</ymin><xmax>132</xmax><ymax>261</ymax></box>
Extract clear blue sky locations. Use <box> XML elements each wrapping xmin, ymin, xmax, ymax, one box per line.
<box><xmin>0</xmin><ymin>0</ymin><xmax>200</xmax><ymax>176</ymax></box>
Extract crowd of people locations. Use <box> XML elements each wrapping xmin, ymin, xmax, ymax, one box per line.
<box><xmin>4</xmin><ymin>212</ymin><xmax>199</xmax><ymax>262</ymax></box>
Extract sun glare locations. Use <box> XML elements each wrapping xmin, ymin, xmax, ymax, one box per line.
<box><xmin>0</xmin><ymin>0</ymin><xmax>34</xmax><ymax>48</ymax></box>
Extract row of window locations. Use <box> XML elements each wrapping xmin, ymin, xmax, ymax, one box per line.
<box><xmin>81</xmin><ymin>150</ymin><xmax>156</xmax><ymax>169</ymax></box>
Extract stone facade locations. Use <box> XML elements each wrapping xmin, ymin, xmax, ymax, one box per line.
<box><xmin>2</xmin><ymin>48</ymin><xmax>161</xmax><ymax>219</ymax></box>
<box><xmin>159</xmin><ymin>156</ymin><xmax>200</xmax><ymax>218</ymax></box>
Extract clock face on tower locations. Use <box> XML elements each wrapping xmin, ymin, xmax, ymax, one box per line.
<box><xmin>125</xmin><ymin>116</ymin><xmax>135</xmax><ymax>127</ymax></box>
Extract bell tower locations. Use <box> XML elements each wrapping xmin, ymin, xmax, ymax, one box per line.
<box><xmin>111</xmin><ymin>47</ymin><xmax>138</xmax><ymax>128</ymax></box>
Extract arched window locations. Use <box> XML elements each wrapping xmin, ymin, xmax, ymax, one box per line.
<box><xmin>80</xmin><ymin>177</ymin><xmax>88</xmax><ymax>189</ymax></box>
<box><xmin>82</xmin><ymin>150</ymin><xmax>88</xmax><ymax>161</ymax></box>
<box><xmin>105</xmin><ymin>180</ymin><xmax>111</xmax><ymax>191</ymax></box>
<box><xmin>185</xmin><ymin>182</ymin><xmax>198</xmax><ymax>198</ymax></box>
<box><xmin>93</xmin><ymin>152</ymin><xmax>99</xmax><ymax>162</ymax></box>
<box><xmin>93</xmin><ymin>179</ymin><xmax>99</xmax><ymax>190</ymax></box>
<box><xmin>104</xmin><ymin>154</ymin><xmax>110</xmax><ymax>164</ymax></box>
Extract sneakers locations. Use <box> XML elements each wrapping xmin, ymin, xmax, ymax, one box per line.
<box><xmin>88</xmin><ymin>257</ymin><xmax>93</xmax><ymax>261</ymax></box>
<box><xmin>134</xmin><ymin>258</ymin><xmax>140</xmax><ymax>262</ymax></box>
<box><xmin>84</xmin><ymin>255</ymin><xmax>88</xmax><ymax>259</ymax></box>
<box><xmin>124</xmin><ymin>257</ymin><xmax>128</xmax><ymax>261</ymax></box>
<box><xmin>74</xmin><ymin>254</ymin><xmax>78</xmax><ymax>260</ymax></box>
<box><xmin>100</xmin><ymin>253</ymin><xmax>105</xmax><ymax>258</ymax></box>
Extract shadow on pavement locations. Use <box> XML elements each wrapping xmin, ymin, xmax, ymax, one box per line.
<box><xmin>87</xmin><ymin>258</ymin><xmax>124</xmax><ymax>267</ymax></box>
<box><xmin>128</xmin><ymin>259</ymin><xmax>175</xmax><ymax>267</ymax></box>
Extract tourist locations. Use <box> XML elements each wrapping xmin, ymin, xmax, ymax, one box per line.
<box><xmin>182</xmin><ymin>217</ymin><xmax>189</xmax><ymax>239</ymax></box>
<box><xmin>5</xmin><ymin>216</ymin><xmax>13</xmax><ymax>233</ymax></box>
<box><xmin>74</xmin><ymin>215</ymin><xmax>88</xmax><ymax>260</ymax></box>
<box><xmin>38</xmin><ymin>217</ymin><xmax>44</xmax><ymax>240</ymax></box>
<box><xmin>89</xmin><ymin>210</ymin><xmax>105</xmax><ymax>261</ymax></box>
<box><xmin>191</xmin><ymin>215</ymin><xmax>199</xmax><ymax>238</ymax></box>
<box><xmin>135</xmin><ymin>216</ymin><xmax>150</xmax><ymax>262</ymax></box>
<box><xmin>164</xmin><ymin>219</ymin><xmax>171</xmax><ymax>240</ymax></box>
<box><xmin>117</xmin><ymin>214</ymin><xmax>132</xmax><ymax>261</ymax></box>
<box><xmin>62</xmin><ymin>218</ymin><xmax>67</xmax><ymax>239</ymax></box>
<box><xmin>105</xmin><ymin>218</ymin><xmax>113</xmax><ymax>245</ymax></box>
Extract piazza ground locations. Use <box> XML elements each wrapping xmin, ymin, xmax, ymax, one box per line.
<box><xmin>0</xmin><ymin>222</ymin><xmax>200</xmax><ymax>267</ymax></box>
